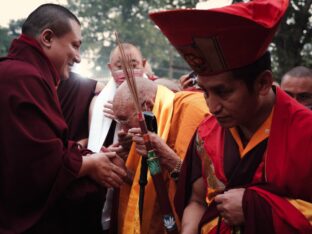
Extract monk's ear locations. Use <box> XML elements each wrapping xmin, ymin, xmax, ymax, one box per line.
<box><xmin>38</xmin><ymin>28</ymin><xmax>54</xmax><ymax>49</ymax></box>
<box><xmin>255</xmin><ymin>70</ymin><xmax>273</xmax><ymax>96</ymax></box>
<box><xmin>142</xmin><ymin>58</ymin><xmax>147</xmax><ymax>68</ymax></box>
<box><xmin>107</xmin><ymin>63</ymin><xmax>112</xmax><ymax>71</ymax></box>
<box><xmin>143</xmin><ymin>99</ymin><xmax>154</xmax><ymax>112</ymax></box>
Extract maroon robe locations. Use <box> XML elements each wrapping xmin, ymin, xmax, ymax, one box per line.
<box><xmin>0</xmin><ymin>35</ymin><xmax>105</xmax><ymax>233</ymax></box>
<box><xmin>175</xmin><ymin>87</ymin><xmax>312</xmax><ymax>233</ymax></box>
<box><xmin>57</xmin><ymin>72</ymin><xmax>97</xmax><ymax>141</ymax></box>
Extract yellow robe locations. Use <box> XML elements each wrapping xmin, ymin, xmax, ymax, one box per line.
<box><xmin>118</xmin><ymin>85</ymin><xmax>209</xmax><ymax>234</ymax></box>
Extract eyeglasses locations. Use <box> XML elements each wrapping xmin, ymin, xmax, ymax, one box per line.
<box><xmin>115</xmin><ymin>112</ymin><xmax>137</xmax><ymax>125</ymax></box>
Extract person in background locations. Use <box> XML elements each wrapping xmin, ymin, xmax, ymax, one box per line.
<box><xmin>155</xmin><ymin>77</ymin><xmax>182</xmax><ymax>92</ymax></box>
<box><xmin>143</xmin><ymin>60</ymin><xmax>159</xmax><ymax>81</ymax></box>
<box><xmin>88</xmin><ymin>43</ymin><xmax>149</xmax><ymax>153</ymax></box>
<box><xmin>87</xmin><ymin>43</ymin><xmax>152</xmax><ymax>232</ymax></box>
<box><xmin>281</xmin><ymin>66</ymin><xmax>312</xmax><ymax>109</ymax></box>
<box><xmin>179</xmin><ymin>71</ymin><xmax>200</xmax><ymax>91</ymax></box>
<box><xmin>0</xmin><ymin>4</ymin><xmax>126</xmax><ymax>233</ymax></box>
<box><xmin>111</xmin><ymin>78</ymin><xmax>209</xmax><ymax>234</ymax></box>
<box><xmin>150</xmin><ymin>0</ymin><xmax>312</xmax><ymax>233</ymax></box>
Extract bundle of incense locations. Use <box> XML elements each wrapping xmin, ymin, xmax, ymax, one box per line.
<box><xmin>115</xmin><ymin>32</ymin><xmax>178</xmax><ymax>233</ymax></box>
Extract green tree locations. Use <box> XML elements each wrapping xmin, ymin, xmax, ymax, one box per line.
<box><xmin>233</xmin><ymin>0</ymin><xmax>312</xmax><ymax>80</ymax></box>
<box><xmin>273</xmin><ymin>0</ymin><xmax>312</xmax><ymax>80</ymax></box>
<box><xmin>0</xmin><ymin>19</ymin><xmax>24</xmax><ymax>57</ymax></box>
<box><xmin>67</xmin><ymin>0</ymin><xmax>196</xmax><ymax>78</ymax></box>
<box><xmin>0</xmin><ymin>27</ymin><xmax>13</xmax><ymax>56</ymax></box>
<box><xmin>67</xmin><ymin>0</ymin><xmax>311</xmax><ymax>80</ymax></box>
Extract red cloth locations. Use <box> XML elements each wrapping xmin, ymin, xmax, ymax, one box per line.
<box><xmin>57</xmin><ymin>72</ymin><xmax>97</xmax><ymax>141</ymax></box>
<box><xmin>0</xmin><ymin>35</ymin><xmax>104</xmax><ymax>233</ymax></box>
<box><xmin>149</xmin><ymin>0</ymin><xmax>289</xmax><ymax>75</ymax></box>
<box><xmin>175</xmin><ymin>87</ymin><xmax>312</xmax><ymax>233</ymax></box>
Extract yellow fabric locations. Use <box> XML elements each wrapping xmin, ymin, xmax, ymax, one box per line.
<box><xmin>119</xmin><ymin>86</ymin><xmax>209</xmax><ymax>234</ymax></box>
<box><xmin>201</xmin><ymin>217</ymin><xmax>218</xmax><ymax>234</ymax></box>
<box><xmin>229</xmin><ymin>109</ymin><xmax>273</xmax><ymax>158</ymax></box>
<box><xmin>288</xmin><ymin>199</ymin><xmax>312</xmax><ymax>225</ymax></box>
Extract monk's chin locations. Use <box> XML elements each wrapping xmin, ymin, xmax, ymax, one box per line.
<box><xmin>216</xmin><ymin>117</ymin><xmax>235</xmax><ymax>128</ymax></box>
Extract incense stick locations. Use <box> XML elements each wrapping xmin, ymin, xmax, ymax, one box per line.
<box><xmin>115</xmin><ymin>32</ymin><xmax>141</xmax><ymax>112</ymax></box>
<box><xmin>114</xmin><ymin>32</ymin><xmax>178</xmax><ymax>233</ymax></box>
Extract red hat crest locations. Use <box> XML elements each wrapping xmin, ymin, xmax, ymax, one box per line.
<box><xmin>149</xmin><ymin>0</ymin><xmax>289</xmax><ymax>75</ymax></box>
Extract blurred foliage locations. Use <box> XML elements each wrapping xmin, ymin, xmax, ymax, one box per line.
<box><xmin>0</xmin><ymin>19</ymin><xmax>23</xmax><ymax>57</ymax></box>
<box><xmin>0</xmin><ymin>1</ymin><xmax>311</xmax><ymax>81</ymax></box>
<box><xmin>67</xmin><ymin>0</ymin><xmax>199</xmax><ymax>78</ymax></box>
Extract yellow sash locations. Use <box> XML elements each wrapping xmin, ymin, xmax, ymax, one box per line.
<box><xmin>118</xmin><ymin>85</ymin><xmax>174</xmax><ymax>234</ymax></box>
<box><xmin>119</xmin><ymin>87</ymin><xmax>209</xmax><ymax>234</ymax></box>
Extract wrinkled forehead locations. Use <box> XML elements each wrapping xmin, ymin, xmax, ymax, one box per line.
<box><xmin>113</xmin><ymin>92</ymin><xmax>135</xmax><ymax>113</ymax></box>
<box><xmin>282</xmin><ymin>75</ymin><xmax>312</xmax><ymax>91</ymax></box>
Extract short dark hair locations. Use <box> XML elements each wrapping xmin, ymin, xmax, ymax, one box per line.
<box><xmin>22</xmin><ymin>4</ymin><xmax>80</xmax><ymax>38</ymax></box>
<box><xmin>231</xmin><ymin>51</ymin><xmax>272</xmax><ymax>91</ymax></box>
<box><xmin>282</xmin><ymin>66</ymin><xmax>312</xmax><ymax>81</ymax></box>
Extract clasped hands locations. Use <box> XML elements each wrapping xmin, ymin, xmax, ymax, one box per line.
<box><xmin>127</xmin><ymin>128</ymin><xmax>181</xmax><ymax>172</ymax></box>
<box><xmin>214</xmin><ymin>188</ymin><xmax>246</xmax><ymax>226</ymax></box>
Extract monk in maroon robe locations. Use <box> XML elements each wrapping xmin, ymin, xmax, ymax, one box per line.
<box><xmin>150</xmin><ymin>0</ymin><xmax>312</xmax><ymax>233</ymax></box>
<box><xmin>0</xmin><ymin>4</ymin><xmax>126</xmax><ymax>234</ymax></box>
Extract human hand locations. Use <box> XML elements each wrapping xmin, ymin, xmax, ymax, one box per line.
<box><xmin>111</xmin><ymin>130</ymin><xmax>133</xmax><ymax>159</ymax></box>
<box><xmin>215</xmin><ymin>188</ymin><xmax>246</xmax><ymax>226</ymax></box>
<box><xmin>129</xmin><ymin>128</ymin><xmax>180</xmax><ymax>171</ymax></box>
<box><xmin>148</xmin><ymin>133</ymin><xmax>180</xmax><ymax>171</ymax></box>
<box><xmin>117</xmin><ymin>130</ymin><xmax>133</xmax><ymax>152</ymax></box>
<box><xmin>179</xmin><ymin>72</ymin><xmax>197</xmax><ymax>89</ymax></box>
<box><xmin>105</xmin><ymin>142</ymin><xmax>127</xmax><ymax>161</ymax></box>
<box><xmin>87</xmin><ymin>152</ymin><xmax>127</xmax><ymax>188</ymax></box>
<box><xmin>128</xmin><ymin>128</ymin><xmax>147</xmax><ymax>156</ymax></box>
<box><xmin>100</xmin><ymin>146</ymin><xmax>134</xmax><ymax>184</ymax></box>
<box><xmin>103</xmin><ymin>100</ymin><xmax>115</xmax><ymax>119</ymax></box>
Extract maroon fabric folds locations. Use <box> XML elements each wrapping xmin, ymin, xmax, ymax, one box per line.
<box><xmin>57</xmin><ymin>72</ymin><xmax>97</xmax><ymax>141</ymax></box>
<box><xmin>0</xmin><ymin>36</ymin><xmax>104</xmax><ymax>233</ymax></box>
<box><xmin>174</xmin><ymin>87</ymin><xmax>312</xmax><ymax>233</ymax></box>
<box><xmin>243</xmin><ymin>187</ymin><xmax>274</xmax><ymax>234</ymax></box>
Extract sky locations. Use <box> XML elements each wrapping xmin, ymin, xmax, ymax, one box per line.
<box><xmin>0</xmin><ymin>0</ymin><xmax>67</xmax><ymax>27</ymax></box>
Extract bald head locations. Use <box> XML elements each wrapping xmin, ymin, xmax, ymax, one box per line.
<box><xmin>108</xmin><ymin>43</ymin><xmax>146</xmax><ymax>86</ymax></box>
<box><xmin>113</xmin><ymin>78</ymin><xmax>157</xmax><ymax>130</ymax></box>
<box><xmin>113</xmin><ymin>78</ymin><xmax>157</xmax><ymax>110</ymax></box>
<box><xmin>281</xmin><ymin>66</ymin><xmax>312</xmax><ymax>108</ymax></box>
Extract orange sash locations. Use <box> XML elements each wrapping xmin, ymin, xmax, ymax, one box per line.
<box><xmin>119</xmin><ymin>86</ymin><xmax>209</xmax><ymax>234</ymax></box>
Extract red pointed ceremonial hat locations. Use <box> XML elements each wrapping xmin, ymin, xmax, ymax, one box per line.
<box><xmin>149</xmin><ymin>0</ymin><xmax>289</xmax><ymax>75</ymax></box>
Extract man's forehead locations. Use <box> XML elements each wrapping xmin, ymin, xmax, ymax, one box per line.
<box><xmin>112</xmin><ymin>48</ymin><xmax>141</xmax><ymax>60</ymax></box>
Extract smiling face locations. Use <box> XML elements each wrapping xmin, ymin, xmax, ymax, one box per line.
<box><xmin>44</xmin><ymin>19</ymin><xmax>82</xmax><ymax>80</ymax></box>
<box><xmin>197</xmin><ymin>71</ymin><xmax>261</xmax><ymax>129</ymax></box>
<box><xmin>108</xmin><ymin>45</ymin><xmax>146</xmax><ymax>86</ymax></box>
